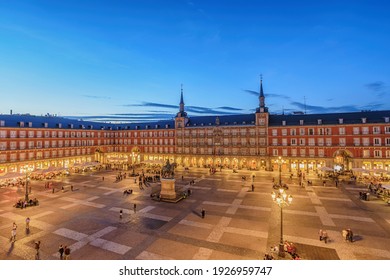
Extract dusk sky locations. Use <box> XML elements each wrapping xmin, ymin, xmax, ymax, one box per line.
<box><xmin>0</xmin><ymin>0</ymin><xmax>389</xmax><ymax>123</ymax></box>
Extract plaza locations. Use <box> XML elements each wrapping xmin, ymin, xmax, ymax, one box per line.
<box><xmin>1</xmin><ymin>166</ymin><xmax>390</xmax><ymax>260</ymax></box>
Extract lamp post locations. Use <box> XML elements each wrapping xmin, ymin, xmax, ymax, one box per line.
<box><xmin>275</xmin><ymin>156</ymin><xmax>285</xmax><ymax>187</ymax></box>
<box><xmin>271</xmin><ymin>187</ymin><xmax>292</xmax><ymax>257</ymax></box>
<box><xmin>21</xmin><ymin>166</ymin><xmax>33</xmax><ymax>201</ymax></box>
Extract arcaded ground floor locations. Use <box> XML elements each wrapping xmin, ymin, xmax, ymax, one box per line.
<box><xmin>0</xmin><ymin>166</ymin><xmax>390</xmax><ymax>260</ymax></box>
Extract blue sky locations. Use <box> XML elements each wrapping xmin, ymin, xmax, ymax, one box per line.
<box><xmin>0</xmin><ymin>0</ymin><xmax>389</xmax><ymax>123</ymax></box>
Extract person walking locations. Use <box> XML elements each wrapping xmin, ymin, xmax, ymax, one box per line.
<box><xmin>318</xmin><ymin>229</ymin><xmax>323</xmax><ymax>241</ymax></box>
<box><xmin>64</xmin><ymin>245</ymin><xmax>71</xmax><ymax>260</ymax></box>
<box><xmin>322</xmin><ymin>230</ymin><xmax>328</xmax><ymax>243</ymax></box>
<box><xmin>201</xmin><ymin>208</ymin><xmax>205</xmax><ymax>219</ymax></box>
<box><xmin>34</xmin><ymin>241</ymin><xmax>41</xmax><ymax>260</ymax></box>
<box><xmin>10</xmin><ymin>228</ymin><xmax>16</xmax><ymax>242</ymax></box>
<box><xmin>58</xmin><ymin>244</ymin><xmax>64</xmax><ymax>260</ymax></box>
<box><xmin>119</xmin><ymin>209</ymin><xmax>123</xmax><ymax>219</ymax></box>
<box><xmin>26</xmin><ymin>217</ymin><xmax>30</xmax><ymax>230</ymax></box>
<box><xmin>133</xmin><ymin>203</ymin><xmax>137</xmax><ymax>213</ymax></box>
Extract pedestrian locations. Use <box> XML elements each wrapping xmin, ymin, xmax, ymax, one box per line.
<box><xmin>201</xmin><ymin>208</ymin><xmax>205</xmax><ymax>219</ymax></box>
<box><xmin>26</xmin><ymin>217</ymin><xmax>30</xmax><ymax>230</ymax></box>
<box><xmin>322</xmin><ymin>230</ymin><xmax>328</xmax><ymax>243</ymax></box>
<box><xmin>318</xmin><ymin>229</ymin><xmax>323</xmax><ymax>241</ymax></box>
<box><xmin>10</xmin><ymin>228</ymin><xmax>16</xmax><ymax>242</ymax></box>
<box><xmin>71</xmin><ymin>185</ymin><xmax>73</xmax><ymax>191</ymax></box>
<box><xmin>58</xmin><ymin>244</ymin><xmax>64</xmax><ymax>260</ymax></box>
<box><xmin>24</xmin><ymin>200</ymin><xmax>27</xmax><ymax>208</ymax></box>
<box><xmin>120</xmin><ymin>209</ymin><xmax>123</xmax><ymax>219</ymax></box>
<box><xmin>251</xmin><ymin>184</ymin><xmax>255</xmax><ymax>192</ymax></box>
<box><xmin>64</xmin><ymin>245</ymin><xmax>71</xmax><ymax>260</ymax></box>
<box><xmin>13</xmin><ymin>222</ymin><xmax>17</xmax><ymax>230</ymax></box>
<box><xmin>34</xmin><ymin>241</ymin><xmax>41</xmax><ymax>260</ymax></box>
<box><xmin>133</xmin><ymin>203</ymin><xmax>137</xmax><ymax>213</ymax></box>
<box><xmin>102</xmin><ymin>176</ymin><xmax>104</xmax><ymax>181</ymax></box>
<box><xmin>52</xmin><ymin>187</ymin><xmax>55</xmax><ymax>193</ymax></box>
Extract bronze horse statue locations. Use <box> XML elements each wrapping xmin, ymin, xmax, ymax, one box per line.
<box><xmin>161</xmin><ymin>160</ymin><xmax>177</xmax><ymax>179</ymax></box>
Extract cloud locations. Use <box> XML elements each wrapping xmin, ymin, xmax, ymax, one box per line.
<box><xmin>82</xmin><ymin>95</ymin><xmax>111</xmax><ymax>100</ymax></box>
<box><xmin>216</xmin><ymin>106</ymin><xmax>243</xmax><ymax>111</ymax></box>
<box><xmin>365</xmin><ymin>81</ymin><xmax>385</xmax><ymax>92</ymax></box>
<box><xmin>122</xmin><ymin>102</ymin><xmax>178</xmax><ymax>109</ymax></box>
<box><xmin>244</xmin><ymin>89</ymin><xmax>290</xmax><ymax>100</ymax></box>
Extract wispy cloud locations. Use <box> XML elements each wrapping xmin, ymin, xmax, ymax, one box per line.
<box><xmin>82</xmin><ymin>95</ymin><xmax>111</xmax><ymax>100</ymax></box>
<box><xmin>122</xmin><ymin>102</ymin><xmax>178</xmax><ymax>109</ymax></box>
<box><xmin>244</xmin><ymin>89</ymin><xmax>290</xmax><ymax>100</ymax></box>
<box><xmin>365</xmin><ymin>81</ymin><xmax>385</xmax><ymax>92</ymax></box>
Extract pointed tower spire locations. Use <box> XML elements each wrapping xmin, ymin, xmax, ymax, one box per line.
<box><xmin>177</xmin><ymin>84</ymin><xmax>187</xmax><ymax>117</ymax></box>
<box><xmin>180</xmin><ymin>84</ymin><xmax>184</xmax><ymax>112</ymax></box>
<box><xmin>259</xmin><ymin>75</ymin><xmax>265</xmax><ymax>110</ymax></box>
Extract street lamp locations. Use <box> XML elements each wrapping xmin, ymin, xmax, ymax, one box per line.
<box><xmin>21</xmin><ymin>166</ymin><xmax>33</xmax><ymax>201</ymax></box>
<box><xmin>275</xmin><ymin>156</ymin><xmax>285</xmax><ymax>187</ymax></box>
<box><xmin>271</xmin><ymin>188</ymin><xmax>292</xmax><ymax>257</ymax></box>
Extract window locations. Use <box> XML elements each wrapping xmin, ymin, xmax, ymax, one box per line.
<box><xmin>374</xmin><ymin>138</ymin><xmax>381</xmax><ymax>146</ymax></box>
<box><xmin>318</xmin><ymin>138</ymin><xmax>324</xmax><ymax>146</ymax></box>
<box><xmin>339</xmin><ymin>127</ymin><xmax>345</xmax><ymax>135</ymax></box>
<box><xmin>373</xmin><ymin>127</ymin><xmax>380</xmax><ymax>134</ymax></box>
<box><xmin>318</xmin><ymin>149</ymin><xmax>324</xmax><ymax>157</ymax></box>
<box><xmin>299</xmin><ymin>139</ymin><xmax>305</xmax><ymax>146</ymax></box>
<box><xmin>291</xmin><ymin>149</ymin><xmax>297</xmax><ymax>156</ymax></box>
<box><xmin>291</xmin><ymin>138</ymin><xmax>297</xmax><ymax>146</ymax></box>
<box><xmin>290</xmin><ymin>129</ymin><xmax>296</xmax><ymax>136</ymax></box>
<box><xmin>282</xmin><ymin>149</ymin><xmax>288</xmax><ymax>156</ymax></box>
<box><xmin>385</xmin><ymin>127</ymin><xmax>390</xmax><ymax>134</ymax></box>
<box><xmin>362</xmin><ymin>127</ymin><xmax>369</xmax><ymax>135</ymax></box>
<box><xmin>308</xmin><ymin>128</ymin><xmax>314</xmax><ymax>135</ymax></box>
<box><xmin>386</xmin><ymin>138</ymin><xmax>390</xmax><ymax>146</ymax></box>
<box><xmin>362</xmin><ymin>118</ymin><xmax>367</xmax><ymax>124</ymax></box>
<box><xmin>272</xmin><ymin>139</ymin><xmax>278</xmax><ymax>146</ymax></box>
<box><xmin>282</xmin><ymin>129</ymin><xmax>287</xmax><ymax>136</ymax></box>
<box><xmin>326</xmin><ymin>138</ymin><xmax>332</xmax><ymax>146</ymax></box>
<box><xmin>272</xmin><ymin>129</ymin><xmax>277</xmax><ymax>136</ymax></box>
<box><xmin>374</xmin><ymin>150</ymin><xmax>382</xmax><ymax>158</ymax></box>
<box><xmin>282</xmin><ymin>139</ymin><xmax>287</xmax><ymax>146</ymax></box>
<box><xmin>317</xmin><ymin>119</ymin><xmax>322</xmax><ymax>125</ymax></box>
<box><xmin>339</xmin><ymin>138</ymin><xmax>346</xmax><ymax>146</ymax></box>
<box><xmin>273</xmin><ymin>149</ymin><xmax>278</xmax><ymax>156</ymax></box>
<box><xmin>363</xmin><ymin>138</ymin><xmax>369</xmax><ymax>146</ymax></box>
<box><xmin>354</xmin><ymin>138</ymin><xmax>360</xmax><ymax>146</ymax></box>
<box><xmin>308</xmin><ymin>138</ymin><xmax>315</xmax><ymax>146</ymax></box>
<box><xmin>282</xmin><ymin>120</ymin><xmax>286</xmax><ymax>126</ymax></box>
<box><xmin>339</xmin><ymin>118</ymin><xmax>343</xmax><ymax>124</ymax></box>
<box><xmin>353</xmin><ymin>127</ymin><xmax>360</xmax><ymax>135</ymax></box>
<box><xmin>309</xmin><ymin>149</ymin><xmax>315</xmax><ymax>157</ymax></box>
<box><xmin>300</xmin><ymin>149</ymin><xmax>306</xmax><ymax>156</ymax></box>
<box><xmin>299</xmin><ymin>120</ymin><xmax>304</xmax><ymax>125</ymax></box>
<box><xmin>299</xmin><ymin>128</ymin><xmax>305</xmax><ymax>135</ymax></box>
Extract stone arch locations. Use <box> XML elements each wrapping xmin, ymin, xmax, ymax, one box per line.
<box><xmin>333</xmin><ymin>149</ymin><xmax>353</xmax><ymax>171</ymax></box>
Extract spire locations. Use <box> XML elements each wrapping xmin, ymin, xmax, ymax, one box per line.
<box><xmin>259</xmin><ymin>75</ymin><xmax>265</xmax><ymax>109</ymax></box>
<box><xmin>179</xmin><ymin>84</ymin><xmax>185</xmax><ymax>113</ymax></box>
<box><xmin>177</xmin><ymin>84</ymin><xmax>187</xmax><ymax>117</ymax></box>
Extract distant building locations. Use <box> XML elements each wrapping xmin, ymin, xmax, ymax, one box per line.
<box><xmin>0</xmin><ymin>79</ymin><xmax>389</xmax><ymax>176</ymax></box>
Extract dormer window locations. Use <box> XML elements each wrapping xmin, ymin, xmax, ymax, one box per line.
<box><xmin>56</xmin><ymin>123</ymin><xmax>62</xmax><ymax>128</ymax></box>
<box><xmin>318</xmin><ymin>119</ymin><xmax>322</xmax><ymax>125</ymax></box>
<box><xmin>42</xmin><ymin>122</ymin><xmax>48</xmax><ymax>128</ymax></box>
<box><xmin>282</xmin><ymin>120</ymin><xmax>286</xmax><ymax>126</ymax></box>
<box><xmin>299</xmin><ymin>120</ymin><xmax>304</xmax><ymax>125</ymax></box>
<box><xmin>68</xmin><ymin>124</ymin><xmax>74</xmax><ymax>129</ymax></box>
<box><xmin>362</xmin><ymin>118</ymin><xmax>367</xmax><ymax>124</ymax></box>
<box><xmin>18</xmin><ymin>121</ymin><xmax>24</xmax><ymax>127</ymax></box>
<box><xmin>339</xmin><ymin>118</ymin><xmax>343</xmax><ymax>124</ymax></box>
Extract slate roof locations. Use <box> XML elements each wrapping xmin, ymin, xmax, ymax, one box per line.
<box><xmin>0</xmin><ymin>114</ymin><xmax>175</xmax><ymax>130</ymax></box>
<box><xmin>268</xmin><ymin>110</ymin><xmax>390</xmax><ymax>126</ymax></box>
<box><xmin>0</xmin><ymin>110</ymin><xmax>389</xmax><ymax>130</ymax></box>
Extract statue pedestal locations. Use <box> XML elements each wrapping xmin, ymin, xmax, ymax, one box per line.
<box><xmin>160</xmin><ymin>178</ymin><xmax>176</xmax><ymax>200</ymax></box>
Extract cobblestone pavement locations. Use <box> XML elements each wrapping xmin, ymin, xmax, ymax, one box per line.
<box><xmin>1</xmin><ymin>168</ymin><xmax>389</xmax><ymax>260</ymax></box>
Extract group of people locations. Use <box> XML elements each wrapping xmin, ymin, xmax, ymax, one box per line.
<box><xmin>342</xmin><ymin>229</ymin><xmax>354</xmax><ymax>242</ymax></box>
<box><xmin>58</xmin><ymin>244</ymin><xmax>71</xmax><ymax>260</ymax></box>
<box><xmin>14</xmin><ymin>198</ymin><xmax>39</xmax><ymax>208</ymax></box>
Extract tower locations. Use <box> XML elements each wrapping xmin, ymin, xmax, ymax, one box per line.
<box><xmin>175</xmin><ymin>84</ymin><xmax>188</xmax><ymax>128</ymax></box>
